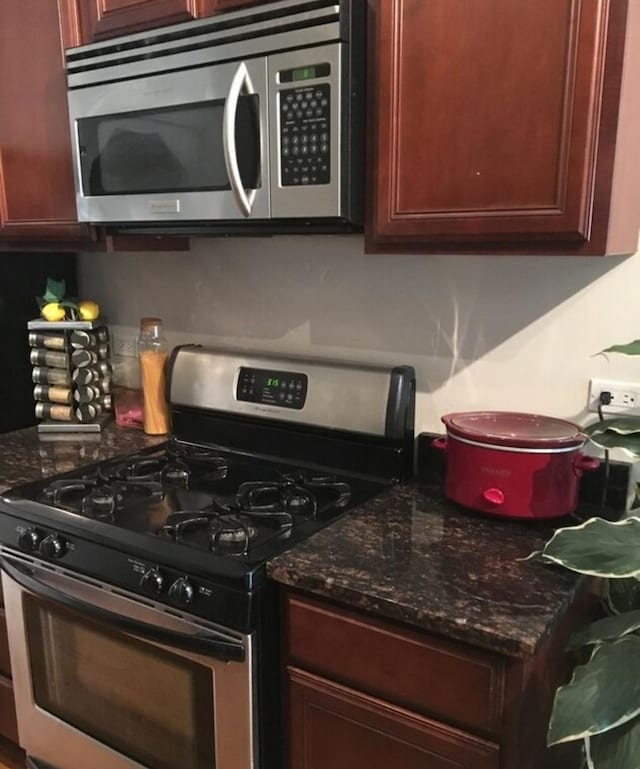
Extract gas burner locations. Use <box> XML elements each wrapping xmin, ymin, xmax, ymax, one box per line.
<box><xmin>40</xmin><ymin>478</ymin><xmax>163</xmax><ymax>519</ymax></box>
<box><xmin>97</xmin><ymin>444</ymin><xmax>229</xmax><ymax>489</ymax></box>
<box><xmin>166</xmin><ymin>438</ymin><xmax>230</xmax><ymax>479</ymax></box>
<box><xmin>282</xmin><ymin>472</ymin><xmax>351</xmax><ymax>509</ymax></box>
<box><xmin>159</xmin><ymin>509</ymin><xmax>261</xmax><ymax>556</ymax></box>
<box><xmin>209</xmin><ymin>515</ymin><xmax>258</xmax><ymax>555</ymax></box>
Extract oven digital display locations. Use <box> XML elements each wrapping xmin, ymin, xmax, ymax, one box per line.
<box><xmin>237</xmin><ymin>367</ymin><xmax>307</xmax><ymax>409</ymax></box>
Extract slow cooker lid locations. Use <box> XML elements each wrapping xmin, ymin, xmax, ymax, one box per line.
<box><xmin>441</xmin><ymin>411</ymin><xmax>584</xmax><ymax>449</ymax></box>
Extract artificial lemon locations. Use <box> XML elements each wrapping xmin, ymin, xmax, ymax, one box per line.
<box><xmin>78</xmin><ymin>300</ymin><xmax>100</xmax><ymax>321</ymax></box>
<box><xmin>41</xmin><ymin>302</ymin><xmax>66</xmax><ymax>322</ymax></box>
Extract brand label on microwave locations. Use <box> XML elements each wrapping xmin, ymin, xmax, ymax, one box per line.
<box><xmin>150</xmin><ymin>199</ymin><xmax>180</xmax><ymax>214</ymax></box>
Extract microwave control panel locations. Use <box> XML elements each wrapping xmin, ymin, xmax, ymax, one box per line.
<box><xmin>279</xmin><ymin>82</ymin><xmax>330</xmax><ymax>187</ymax></box>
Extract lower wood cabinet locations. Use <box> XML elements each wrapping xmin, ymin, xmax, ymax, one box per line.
<box><xmin>0</xmin><ymin>587</ymin><xmax>18</xmax><ymax>747</ymax></box>
<box><xmin>289</xmin><ymin>667</ymin><xmax>499</xmax><ymax>769</ymax></box>
<box><xmin>282</xmin><ymin>590</ymin><xmax>584</xmax><ymax>769</ymax></box>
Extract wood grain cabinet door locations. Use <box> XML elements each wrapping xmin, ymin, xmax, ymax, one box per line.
<box><xmin>0</xmin><ymin>1</ymin><xmax>89</xmax><ymax>240</ymax></box>
<box><xmin>288</xmin><ymin>667</ymin><xmax>499</xmax><ymax>769</ymax></box>
<box><xmin>68</xmin><ymin>0</ymin><xmax>218</xmax><ymax>42</ymax></box>
<box><xmin>368</xmin><ymin>0</ymin><xmax>631</xmax><ymax>253</ymax></box>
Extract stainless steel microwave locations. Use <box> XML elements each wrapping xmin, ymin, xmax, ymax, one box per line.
<box><xmin>64</xmin><ymin>0</ymin><xmax>364</xmax><ymax>234</ymax></box>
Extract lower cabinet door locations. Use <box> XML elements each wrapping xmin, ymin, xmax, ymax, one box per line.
<box><xmin>288</xmin><ymin>667</ymin><xmax>499</xmax><ymax>769</ymax></box>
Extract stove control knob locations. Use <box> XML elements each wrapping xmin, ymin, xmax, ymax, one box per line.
<box><xmin>140</xmin><ymin>568</ymin><xmax>165</xmax><ymax>596</ymax></box>
<box><xmin>169</xmin><ymin>577</ymin><xmax>195</xmax><ymax>606</ymax></box>
<box><xmin>39</xmin><ymin>534</ymin><xmax>67</xmax><ymax>559</ymax></box>
<box><xmin>17</xmin><ymin>527</ymin><xmax>42</xmax><ymax>552</ymax></box>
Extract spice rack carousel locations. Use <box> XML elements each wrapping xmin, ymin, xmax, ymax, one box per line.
<box><xmin>27</xmin><ymin>318</ymin><xmax>113</xmax><ymax>433</ymax></box>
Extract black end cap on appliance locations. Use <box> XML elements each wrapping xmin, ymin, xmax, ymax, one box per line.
<box><xmin>385</xmin><ymin>366</ymin><xmax>416</xmax><ymax>437</ymax></box>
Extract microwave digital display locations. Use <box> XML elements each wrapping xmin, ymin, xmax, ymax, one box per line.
<box><xmin>279</xmin><ymin>63</ymin><xmax>331</xmax><ymax>83</ymax></box>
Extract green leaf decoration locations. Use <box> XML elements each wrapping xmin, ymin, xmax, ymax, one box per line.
<box><xmin>602</xmin><ymin>340</ymin><xmax>640</xmax><ymax>356</ymax></box>
<box><xmin>588</xmin><ymin>712</ymin><xmax>640</xmax><ymax>769</ymax></box>
<box><xmin>547</xmin><ymin>636</ymin><xmax>640</xmax><ymax>745</ymax></box>
<box><xmin>540</xmin><ymin>517</ymin><xmax>640</xmax><ymax>578</ymax></box>
<box><xmin>586</xmin><ymin>418</ymin><xmax>640</xmax><ymax>437</ymax></box>
<box><xmin>42</xmin><ymin>277</ymin><xmax>66</xmax><ymax>303</ymax></box>
<box><xmin>606</xmin><ymin>578</ymin><xmax>640</xmax><ymax>614</ymax></box>
<box><xmin>568</xmin><ymin>610</ymin><xmax>640</xmax><ymax>649</ymax></box>
<box><xmin>583</xmin><ymin>418</ymin><xmax>640</xmax><ymax>455</ymax></box>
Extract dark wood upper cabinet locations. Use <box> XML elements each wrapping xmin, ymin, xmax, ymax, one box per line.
<box><xmin>367</xmin><ymin>0</ymin><xmax>640</xmax><ymax>255</ymax></box>
<box><xmin>0</xmin><ymin>1</ymin><xmax>89</xmax><ymax>241</ymax></box>
<box><xmin>66</xmin><ymin>0</ymin><xmax>272</xmax><ymax>43</ymax></box>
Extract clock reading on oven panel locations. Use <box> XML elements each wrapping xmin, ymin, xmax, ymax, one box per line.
<box><xmin>237</xmin><ymin>367</ymin><xmax>307</xmax><ymax>409</ymax></box>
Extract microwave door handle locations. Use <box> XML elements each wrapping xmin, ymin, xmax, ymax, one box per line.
<box><xmin>0</xmin><ymin>556</ymin><xmax>245</xmax><ymax>663</ymax></box>
<box><xmin>223</xmin><ymin>62</ymin><xmax>258</xmax><ymax>218</ymax></box>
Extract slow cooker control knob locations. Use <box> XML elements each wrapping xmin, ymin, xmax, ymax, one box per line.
<box><xmin>169</xmin><ymin>577</ymin><xmax>195</xmax><ymax>606</ymax></box>
<box><xmin>17</xmin><ymin>527</ymin><xmax>42</xmax><ymax>552</ymax></box>
<box><xmin>40</xmin><ymin>534</ymin><xmax>67</xmax><ymax>559</ymax></box>
<box><xmin>483</xmin><ymin>488</ymin><xmax>505</xmax><ymax>506</ymax></box>
<box><xmin>140</xmin><ymin>568</ymin><xmax>165</xmax><ymax>596</ymax></box>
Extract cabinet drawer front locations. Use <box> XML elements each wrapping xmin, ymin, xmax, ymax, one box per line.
<box><xmin>0</xmin><ymin>676</ymin><xmax>18</xmax><ymax>745</ymax></box>
<box><xmin>285</xmin><ymin>594</ymin><xmax>505</xmax><ymax>736</ymax></box>
<box><xmin>0</xmin><ymin>611</ymin><xmax>11</xmax><ymax>679</ymax></box>
<box><xmin>288</xmin><ymin>667</ymin><xmax>499</xmax><ymax>769</ymax></box>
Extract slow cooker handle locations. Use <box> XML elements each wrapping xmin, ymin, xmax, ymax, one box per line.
<box><xmin>574</xmin><ymin>453</ymin><xmax>600</xmax><ymax>477</ymax></box>
<box><xmin>432</xmin><ymin>437</ymin><xmax>447</xmax><ymax>451</ymax></box>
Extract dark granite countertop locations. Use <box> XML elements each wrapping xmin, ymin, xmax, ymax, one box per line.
<box><xmin>0</xmin><ymin>422</ymin><xmax>165</xmax><ymax>493</ymax></box>
<box><xmin>267</xmin><ymin>480</ymin><xmax>592</xmax><ymax>659</ymax></box>
<box><xmin>0</xmin><ymin>425</ymin><xmax>600</xmax><ymax>661</ymax></box>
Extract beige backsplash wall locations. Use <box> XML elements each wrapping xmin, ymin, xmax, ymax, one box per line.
<box><xmin>78</xmin><ymin>234</ymin><xmax>640</xmax><ymax>436</ymax></box>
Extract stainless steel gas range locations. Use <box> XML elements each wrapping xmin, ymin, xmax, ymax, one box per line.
<box><xmin>0</xmin><ymin>346</ymin><xmax>415</xmax><ymax>769</ymax></box>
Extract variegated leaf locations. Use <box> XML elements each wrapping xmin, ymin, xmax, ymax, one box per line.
<box><xmin>589</xmin><ymin>712</ymin><xmax>640</xmax><ymax>769</ymax></box>
<box><xmin>548</xmin><ymin>636</ymin><xmax>640</xmax><ymax>745</ymax></box>
<box><xmin>541</xmin><ymin>517</ymin><xmax>640</xmax><ymax>578</ymax></box>
<box><xmin>602</xmin><ymin>340</ymin><xmax>640</xmax><ymax>356</ymax></box>
<box><xmin>568</xmin><ymin>610</ymin><xmax>640</xmax><ymax>649</ymax></box>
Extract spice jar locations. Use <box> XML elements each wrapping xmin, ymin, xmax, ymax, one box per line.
<box><xmin>137</xmin><ymin>317</ymin><xmax>170</xmax><ymax>435</ymax></box>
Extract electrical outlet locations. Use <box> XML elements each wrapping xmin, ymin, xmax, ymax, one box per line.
<box><xmin>588</xmin><ymin>378</ymin><xmax>640</xmax><ymax>414</ymax></box>
<box><xmin>112</xmin><ymin>335</ymin><xmax>137</xmax><ymax>357</ymax></box>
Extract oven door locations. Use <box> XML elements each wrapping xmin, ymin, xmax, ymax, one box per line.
<box><xmin>1</xmin><ymin>551</ymin><xmax>254</xmax><ymax>769</ymax></box>
<box><xmin>68</xmin><ymin>58</ymin><xmax>269</xmax><ymax>224</ymax></box>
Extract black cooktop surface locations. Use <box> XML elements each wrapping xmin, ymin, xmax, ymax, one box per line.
<box><xmin>1</xmin><ymin>438</ymin><xmax>388</xmax><ymax>575</ymax></box>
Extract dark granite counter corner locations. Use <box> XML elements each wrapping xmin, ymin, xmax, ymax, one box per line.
<box><xmin>0</xmin><ymin>422</ymin><xmax>165</xmax><ymax>494</ymax></box>
<box><xmin>267</xmin><ymin>479</ymin><xmax>588</xmax><ymax>659</ymax></box>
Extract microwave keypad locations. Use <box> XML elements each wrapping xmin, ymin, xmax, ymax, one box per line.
<box><xmin>280</xmin><ymin>84</ymin><xmax>330</xmax><ymax>186</ymax></box>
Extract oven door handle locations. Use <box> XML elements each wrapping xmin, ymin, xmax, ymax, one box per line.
<box><xmin>223</xmin><ymin>61</ymin><xmax>258</xmax><ymax>218</ymax></box>
<box><xmin>0</xmin><ymin>557</ymin><xmax>245</xmax><ymax>663</ymax></box>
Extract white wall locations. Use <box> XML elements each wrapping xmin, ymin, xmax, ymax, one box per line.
<box><xmin>78</xmin><ymin>235</ymin><xmax>640</xmax><ymax>436</ymax></box>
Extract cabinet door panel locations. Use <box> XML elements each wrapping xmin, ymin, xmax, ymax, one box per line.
<box><xmin>0</xmin><ymin>611</ymin><xmax>11</xmax><ymax>679</ymax></box>
<box><xmin>0</xmin><ymin>1</ymin><xmax>88</xmax><ymax>240</ymax></box>
<box><xmin>0</xmin><ymin>677</ymin><xmax>18</xmax><ymax>745</ymax></box>
<box><xmin>288</xmin><ymin>667</ymin><xmax>499</xmax><ymax>769</ymax></box>
<box><xmin>369</xmin><ymin>0</ymin><xmax>624</xmax><ymax>247</ymax></box>
<box><xmin>71</xmin><ymin>0</ymin><xmax>217</xmax><ymax>42</ymax></box>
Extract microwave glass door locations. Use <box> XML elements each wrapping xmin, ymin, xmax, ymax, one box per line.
<box><xmin>69</xmin><ymin>58</ymin><xmax>269</xmax><ymax>222</ymax></box>
<box><xmin>77</xmin><ymin>98</ymin><xmax>260</xmax><ymax>197</ymax></box>
<box><xmin>24</xmin><ymin>593</ymin><xmax>214</xmax><ymax>769</ymax></box>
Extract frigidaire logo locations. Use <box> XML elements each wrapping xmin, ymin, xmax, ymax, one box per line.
<box><xmin>480</xmin><ymin>466</ymin><xmax>511</xmax><ymax>477</ymax></box>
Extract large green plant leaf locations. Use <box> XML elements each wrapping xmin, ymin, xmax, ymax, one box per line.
<box><xmin>584</xmin><ymin>418</ymin><xmax>640</xmax><ymax>455</ymax></box>
<box><xmin>548</xmin><ymin>636</ymin><xmax>640</xmax><ymax>745</ymax></box>
<box><xmin>606</xmin><ymin>578</ymin><xmax>640</xmax><ymax>614</ymax></box>
<box><xmin>569</xmin><ymin>610</ymin><xmax>640</xmax><ymax>649</ymax></box>
<box><xmin>541</xmin><ymin>517</ymin><xmax>640</xmax><ymax>578</ymax></box>
<box><xmin>588</xmin><ymin>712</ymin><xmax>640</xmax><ymax>769</ymax></box>
<box><xmin>602</xmin><ymin>340</ymin><xmax>640</xmax><ymax>356</ymax></box>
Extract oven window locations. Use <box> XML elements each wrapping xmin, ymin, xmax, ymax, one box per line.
<box><xmin>77</xmin><ymin>97</ymin><xmax>260</xmax><ymax>196</ymax></box>
<box><xmin>24</xmin><ymin>595</ymin><xmax>214</xmax><ymax>769</ymax></box>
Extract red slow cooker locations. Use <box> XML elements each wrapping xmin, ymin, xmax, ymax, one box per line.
<box><xmin>434</xmin><ymin>411</ymin><xmax>600</xmax><ymax>519</ymax></box>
